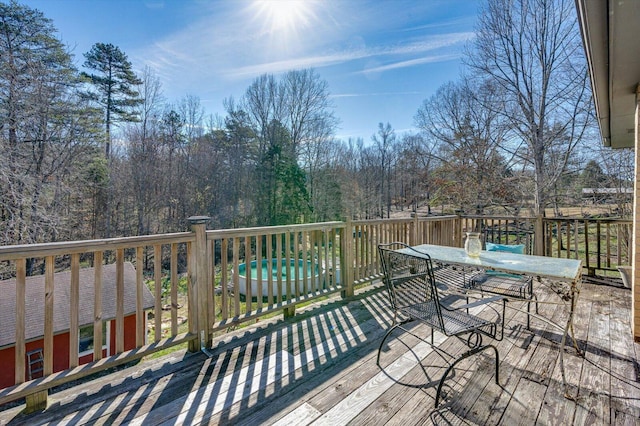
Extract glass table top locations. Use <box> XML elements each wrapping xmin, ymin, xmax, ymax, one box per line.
<box><xmin>403</xmin><ymin>244</ymin><xmax>583</xmax><ymax>282</ymax></box>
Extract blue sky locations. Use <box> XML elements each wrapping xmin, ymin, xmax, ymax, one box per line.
<box><xmin>23</xmin><ymin>0</ymin><xmax>479</xmax><ymax>141</ymax></box>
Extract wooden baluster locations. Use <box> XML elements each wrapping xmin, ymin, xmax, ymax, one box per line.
<box><xmin>302</xmin><ymin>231</ymin><xmax>309</xmax><ymax>295</ymax></box>
<box><xmin>315</xmin><ymin>230</ymin><xmax>327</xmax><ymax>291</ymax></box>
<box><xmin>136</xmin><ymin>247</ymin><xmax>145</xmax><ymax>347</ymax></box>
<box><xmin>233</xmin><ymin>237</ymin><xmax>240</xmax><ymax>316</ymax></box>
<box><xmin>309</xmin><ymin>232</ymin><xmax>316</xmax><ymax>291</ymax></box>
<box><xmin>606</xmin><ymin>223</ymin><xmax>611</xmax><ymax>268</ymax></box>
<box><xmin>574</xmin><ymin>220</ymin><xmax>580</xmax><ymax>260</ymax></box>
<box><xmin>245</xmin><ymin>236</ymin><xmax>252</xmax><ymax>312</ymax></box>
<box><xmin>206</xmin><ymin>239</ymin><xmax>214</xmax><ymax>337</ymax></box>
<box><xmin>293</xmin><ymin>231</ymin><xmax>300</xmax><ymax>298</ymax></box>
<box><xmin>221</xmin><ymin>238</ymin><xmax>229</xmax><ymax>319</ymax></box>
<box><xmin>171</xmin><ymin>243</ymin><xmax>179</xmax><ymax>338</ymax></box>
<box><xmin>116</xmin><ymin>248</ymin><xmax>125</xmax><ymax>353</ymax></box>
<box><xmin>331</xmin><ymin>229</ymin><xmax>338</xmax><ymax>286</ymax></box>
<box><xmin>44</xmin><ymin>256</ymin><xmax>54</xmax><ymax>376</ymax></box>
<box><xmin>284</xmin><ymin>232</ymin><xmax>291</xmax><ymax>300</ymax></box>
<box><xmin>186</xmin><ymin>241</ymin><xmax>197</xmax><ymax>352</ymax></box>
<box><xmin>256</xmin><ymin>236</ymin><xmax>263</xmax><ymax>310</ymax></box>
<box><xmin>69</xmin><ymin>254</ymin><xmax>80</xmax><ymax>368</ymax></box>
<box><xmin>267</xmin><ymin>235</ymin><xmax>273</xmax><ymax>305</ymax></box>
<box><xmin>93</xmin><ymin>252</ymin><xmax>103</xmax><ymax>360</ymax></box>
<box><xmin>275</xmin><ymin>234</ymin><xmax>282</xmax><ymax>300</ymax></box>
<box><xmin>153</xmin><ymin>245</ymin><xmax>162</xmax><ymax>342</ymax></box>
<box><xmin>14</xmin><ymin>259</ymin><xmax>26</xmax><ymax>385</ymax></box>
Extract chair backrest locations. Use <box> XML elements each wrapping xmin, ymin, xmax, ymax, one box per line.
<box><xmin>378</xmin><ymin>243</ymin><xmax>443</xmax><ymax>329</ymax></box>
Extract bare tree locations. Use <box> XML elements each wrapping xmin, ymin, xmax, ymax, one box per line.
<box><xmin>298</xmin><ymin>115</ymin><xmax>342</xmax><ymax>221</ymax></box>
<box><xmin>584</xmin><ymin>146</ymin><xmax>634</xmax><ymax>217</ymax></box>
<box><xmin>282</xmin><ymin>69</ymin><xmax>338</xmax><ymax>157</ymax></box>
<box><xmin>415</xmin><ymin>80</ymin><xmax>518</xmax><ymax>213</ymax></box>
<box><xmin>466</xmin><ymin>0</ymin><xmax>592</xmax><ymax>215</ymax></box>
<box><xmin>372</xmin><ymin>123</ymin><xmax>396</xmax><ymax>218</ymax></box>
<box><xmin>334</xmin><ymin>138</ymin><xmax>369</xmax><ymax>219</ymax></box>
<box><xmin>125</xmin><ymin>67</ymin><xmax>165</xmax><ymax>236</ymax></box>
<box><xmin>236</xmin><ymin>69</ymin><xmax>337</xmax><ymax>225</ymax></box>
<box><xmin>394</xmin><ymin>133</ymin><xmax>436</xmax><ymax>214</ymax></box>
<box><xmin>179</xmin><ymin>94</ymin><xmax>205</xmax><ymax>142</ymax></box>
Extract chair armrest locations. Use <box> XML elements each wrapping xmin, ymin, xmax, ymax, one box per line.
<box><xmin>441</xmin><ymin>294</ymin><xmax>504</xmax><ymax>311</ymax></box>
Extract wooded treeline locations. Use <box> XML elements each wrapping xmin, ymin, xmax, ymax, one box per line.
<box><xmin>0</xmin><ymin>0</ymin><xmax>632</xmax><ymax>246</ymax></box>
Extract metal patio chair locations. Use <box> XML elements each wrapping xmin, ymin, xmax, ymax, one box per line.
<box><xmin>377</xmin><ymin>242</ymin><xmax>505</xmax><ymax>408</ymax></box>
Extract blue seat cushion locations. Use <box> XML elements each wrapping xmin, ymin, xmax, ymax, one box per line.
<box><xmin>485</xmin><ymin>242</ymin><xmax>525</xmax><ymax>254</ymax></box>
<box><xmin>483</xmin><ymin>270</ymin><xmax>525</xmax><ymax>280</ymax></box>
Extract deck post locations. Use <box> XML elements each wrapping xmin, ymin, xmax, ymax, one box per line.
<box><xmin>632</xmin><ymin>84</ymin><xmax>640</xmax><ymax>341</ymax></box>
<box><xmin>534</xmin><ymin>215</ymin><xmax>544</xmax><ymax>256</ymax></box>
<box><xmin>24</xmin><ymin>390</ymin><xmax>48</xmax><ymax>414</ymax></box>
<box><xmin>454</xmin><ymin>211</ymin><xmax>463</xmax><ymax>248</ymax></box>
<box><xmin>188</xmin><ymin>216</ymin><xmax>211</xmax><ymax>351</ymax></box>
<box><xmin>341</xmin><ymin>218</ymin><xmax>354</xmax><ymax>298</ymax></box>
<box><xmin>283</xmin><ymin>305</ymin><xmax>296</xmax><ymax>319</ymax></box>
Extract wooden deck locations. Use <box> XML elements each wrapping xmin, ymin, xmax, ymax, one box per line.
<box><xmin>2</xmin><ymin>281</ymin><xmax>640</xmax><ymax>425</ymax></box>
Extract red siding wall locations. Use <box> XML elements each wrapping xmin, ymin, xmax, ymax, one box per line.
<box><xmin>0</xmin><ymin>314</ymin><xmax>141</xmax><ymax>390</ymax></box>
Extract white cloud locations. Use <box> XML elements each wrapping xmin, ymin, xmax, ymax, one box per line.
<box><xmin>358</xmin><ymin>53</ymin><xmax>462</xmax><ymax>75</ymax></box>
<box><xmin>221</xmin><ymin>32</ymin><xmax>475</xmax><ymax>79</ymax></box>
<box><xmin>331</xmin><ymin>91</ymin><xmax>423</xmax><ymax>99</ymax></box>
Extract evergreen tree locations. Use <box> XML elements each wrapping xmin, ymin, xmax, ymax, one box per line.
<box><xmin>82</xmin><ymin>43</ymin><xmax>142</xmax><ymax>159</ymax></box>
<box><xmin>0</xmin><ymin>0</ymin><xmax>99</xmax><ymax>247</ymax></box>
<box><xmin>581</xmin><ymin>160</ymin><xmax>608</xmax><ymax>189</ymax></box>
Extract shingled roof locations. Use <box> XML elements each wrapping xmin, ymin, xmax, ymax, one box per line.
<box><xmin>0</xmin><ymin>262</ymin><xmax>155</xmax><ymax>348</ymax></box>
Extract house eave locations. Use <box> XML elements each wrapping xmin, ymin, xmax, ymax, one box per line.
<box><xmin>576</xmin><ymin>0</ymin><xmax>640</xmax><ymax>149</ymax></box>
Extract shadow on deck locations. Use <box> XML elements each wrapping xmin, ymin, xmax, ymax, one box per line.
<box><xmin>2</xmin><ymin>281</ymin><xmax>640</xmax><ymax>425</ymax></box>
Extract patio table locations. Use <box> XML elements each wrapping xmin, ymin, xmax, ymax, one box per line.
<box><xmin>399</xmin><ymin>243</ymin><xmax>583</xmax><ymax>398</ymax></box>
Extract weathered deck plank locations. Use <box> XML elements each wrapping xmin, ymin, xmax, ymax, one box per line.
<box><xmin>609</xmin><ymin>286</ymin><xmax>640</xmax><ymax>423</ymax></box>
<box><xmin>495</xmin><ymin>294</ymin><xmax>567</xmax><ymax>425</ymax></box>
<box><xmin>202</xmin><ymin>294</ymin><xmax>391</xmax><ymax>425</ymax></box>
<box><xmin>446</xmin><ymin>302</ymin><xmax>539</xmax><ymax>425</ymax></box>
<box><xmin>144</xmin><ymin>317</ymin><xmax>383</xmax><ymax>424</ymax></box>
<box><xmin>573</xmin><ymin>286</ymin><xmax>611</xmax><ymax>425</ymax></box>
<box><xmin>1</xmin><ymin>282</ymin><xmax>638</xmax><ymax>426</ymax></box>
<box><xmin>535</xmin><ymin>282</ymin><xmax>588</xmax><ymax>426</ymax></box>
<box><xmin>480</xmin><ymin>285</ymin><xmax>566</xmax><ymax>425</ymax></box>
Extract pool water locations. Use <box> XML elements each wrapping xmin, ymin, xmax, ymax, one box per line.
<box><xmin>239</xmin><ymin>259</ymin><xmax>316</xmax><ymax>280</ymax></box>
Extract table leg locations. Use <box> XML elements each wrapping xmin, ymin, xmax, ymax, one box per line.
<box><xmin>560</xmin><ymin>280</ymin><xmax>583</xmax><ymax>400</ymax></box>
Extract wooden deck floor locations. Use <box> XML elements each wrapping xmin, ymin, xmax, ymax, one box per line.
<box><xmin>2</xmin><ymin>281</ymin><xmax>640</xmax><ymax>425</ymax></box>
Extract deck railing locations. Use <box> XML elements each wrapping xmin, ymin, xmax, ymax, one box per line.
<box><xmin>542</xmin><ymin>217</ymin><xmax>632</xmax><ymax>274</ymax></box>
<box><xmin>461</xmin><ymin>215</ymin><xmax>633</xmax><ymax>273</ymax></box>
<box><xmin>0</xmin><ymin>231</ymin><xmax>197</xmax><ymax>410</ymax></box>
<box><xmin>0</xmin><ymin>213</ymin><xmax>630</xmax><ymax>410</ymax></box>
<box><xmin>0</xmin><ymin>215</ymin><xmax>459</xmax><ymax>410</ymax></box>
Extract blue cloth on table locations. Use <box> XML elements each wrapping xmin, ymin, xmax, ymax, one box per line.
<box><xmin>485</xmin><ymin>242</ymin><xmax>526</xmax><ymax>278</ymax></box>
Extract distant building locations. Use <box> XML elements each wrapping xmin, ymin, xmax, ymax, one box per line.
<box><xmin>0</xmin><ymin>262</ymin><xmax>154</xmax><ymax>389</ymax></box>
<box><xmin>582</xmin><ymin>187</ymin><xmax>632</xmax><ymax>204</ymax></box>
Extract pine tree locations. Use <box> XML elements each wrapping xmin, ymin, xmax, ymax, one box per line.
<box><xmin>82</xmin><ymin>43</ymin><xmax>142</xmax><ymax>159</ymax></box>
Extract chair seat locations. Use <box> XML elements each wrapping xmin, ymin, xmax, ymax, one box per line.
<box><xmin>469</xmin><ymin>272</ymin><xmax>533</xmax><ymax>299</ymax></box>
<box><xmin>401</xmin><ymin>301</ymin><xmax>497</xmax><ymax>337</ymax></box>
